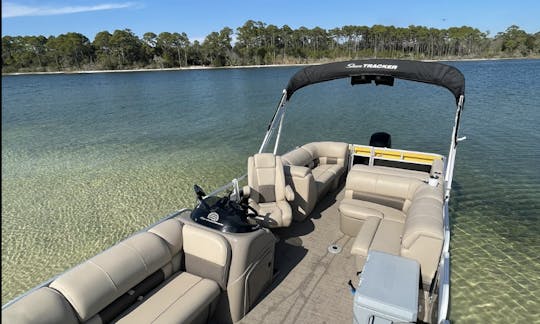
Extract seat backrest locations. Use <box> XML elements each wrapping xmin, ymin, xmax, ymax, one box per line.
<box><xmin>281</xmin><ymin>146</ymin><xmax>314</xmax><ymax>167</ymax></box>
<box><xmin>344</xmin><ymin>169</ymin><xmax>424</xmax><ymax>211</ymax></box>
<box><xmin>247</xmin><ymin>153</ymin><xmax>287</xmax><ymax>204</ymax></box>
<box><xmin>400</xmin><ymin>188</ymin><xmax>444</xmax><ymax>287</ymax></box>
<box><xmin>302</xmin><ymin>141</ymin><xmax>349</xmax><ymax>167</ymax></box>
<box><xmin>48</xmin><ymin>231</ymin><xmax>173</xmax><ymax>322</ymax></box>
<box><xmin>2</xmin><ymin>219</ymin><xmax>187</xmax><ymax>324</ymax></box>
<box><xmin>182</xmin><ymin>224</ymin><xmax>231</xmax><ymax>290</ymax></box>
<box><xmin>1</xmin><ymin>287</ymin><xmax>79</xmax><ymax>324</ymax></box>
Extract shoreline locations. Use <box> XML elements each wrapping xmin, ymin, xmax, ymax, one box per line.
<box><xmin>2</xmin><ymin>63</ymin><xmax>309</xmax><ymax>76</ymax></box>
<box><xmin>3</xmin><ymin>57</ymin><xmax>539</xmax><ymax>76</ymax></box>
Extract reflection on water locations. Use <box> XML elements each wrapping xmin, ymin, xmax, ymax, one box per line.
<box><xmin>2</xmin><ymin>60</ymin><xmax>539</xmax><ymax>322</ymax></box>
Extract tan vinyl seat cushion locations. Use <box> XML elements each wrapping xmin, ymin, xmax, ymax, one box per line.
<box><xmin>351</xmin><ymin>218</ymin><xmax>403</xmax><ymax>258</ymax></box>
<box><xmin>182</xmin><ymin>224</ymin><xmax>231</xmax><ymax>290</ymax></box>
<box><xmin>369</xmin><ymin>220</ymin><xmax>404</xmax><ymax>256</ymax></box>
<box><xmin>49</xmin><ymin>232</ymin><xmax>172</xmax><ymax>321</ymax></box>
<box><xmin>117</xmin><ymin>272</ymin><xmax>220</xmax><ymax>324</ymax></box>
<box><xmin>343</xmin><ymin>167</ymin><xmax>423</xmax><ymax>210</ymax></box>
<box><xmin>341</xmin><ymin>163</ymin><xmax>445</xmax><ymax>287</ymax></box>
<box><xmin>248</xmin><ymin>153</ymin><xmax>293</xmax><ymax>228</ymax></box>
<box><xmin>339</xmin><ymin>198</ymin><xmax>405</xmax><ymax>223</ymax></box>
<box><xmin>251</xmin><ymin>200</ymin><xmax>293</xmax><ymax>228</ymax></box>
<box><xmin>350</xmin><ymin>164</ymin><xmax>430</xmax><ymax>181</ymax></box>
<box><xmin>312</xmin><ymin>164</ymin><xmax>339</xmax><ymax>184</ymax></box>
<box><xmin>351</xmin><ymin>216</ymin><xmax>381</xmax><ymax>257</ymax></box>
<box><xmin>281</xmin><ymin>142</ymin><xmax>349</xmax><ymax>220</ymax></box>
<box><xmin>304</xmin><ymin>142</ymin><xmax>348</xmax><ymax>196</ymax></box>
<box><xmin>3</xmin><ymin>219</ymin><xmax>230</xmax><ymax>324</ymax></box>
<box><xmin>1</xmin><ymin>287</ymin><xmax>79</xmax><ymax>324</ymax></box>
<box><xmin>312</xmin><ymin>164</ymin><xmax>340</xmax><ymax>195</ymax></box>
<box><xmin>281</xmin><ymin>147</ymin><xmax>313</xmax><ymax>166</ymax></box>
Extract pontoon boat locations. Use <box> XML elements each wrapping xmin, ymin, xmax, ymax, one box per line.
<box><xmin>2</xmin><ymin>59</ymin><xmax>466</xmax><ymax>324</ymax></box>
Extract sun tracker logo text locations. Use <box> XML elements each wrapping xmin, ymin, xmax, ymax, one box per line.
<box><xmin>346</xmin><ymin>63</ymin><xmax>398</xmax><ymax>70</ymax></box>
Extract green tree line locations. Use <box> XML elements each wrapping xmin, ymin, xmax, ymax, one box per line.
<box><xmin>2</xmin><ymin>21</ymin><xmax>539</xmax><ymax>73</ymax></box>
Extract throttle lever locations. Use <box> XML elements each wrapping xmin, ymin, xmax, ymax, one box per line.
<box><xmin>193</xmin><ymin>184</ymin><xmax>207</xmax><ymax>201</ymax></box>
<box><xmin>193</xmin><ymin>184</ymin><xmax>211</xmax><ymax>209</ymax></box>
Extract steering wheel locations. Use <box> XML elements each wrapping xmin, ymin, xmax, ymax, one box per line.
<box><xmin>223</xmin><ymin>187</ymin><xmax>259</xmax><ymax>217</ymax></box>
<box><xmin>245</xmin><ymin>204</ymin><xmax>259</xmax><ymax>217</ymax></box>
<box><xmin>194</xmin><ymin>184</ymin><xmax>259</xmax><ymax>218</ymax></box>
<box><xmin>231</xmin><ymin>198</ymin><xmax>259</xmax><ymax>217</ymax></box>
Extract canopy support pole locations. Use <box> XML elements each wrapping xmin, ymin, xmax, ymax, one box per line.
<box><xmin>273</xmin><ymin>105</ymin><xmax>287</xmax><ymax>155</ymax></box>
<box><xmin>444</xmin><ymin>95</ymin><xmax>465</xmax><ymax>200</ymax></box>
<box><xmin>258</xmin><ymin>90</ymin><xmax>287</xmax><ymax>154</ymax></box>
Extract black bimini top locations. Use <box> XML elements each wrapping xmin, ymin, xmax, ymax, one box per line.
<box><xmin>285</xmin><ymin>59</ymin><xmax>465</xmax><ymax>104</ymax></box>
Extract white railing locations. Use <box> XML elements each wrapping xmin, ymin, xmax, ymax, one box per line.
<box><xmin>352</xmin><ymin>144</ymin><xmax>445</xmax><ymax>167</ymax></box>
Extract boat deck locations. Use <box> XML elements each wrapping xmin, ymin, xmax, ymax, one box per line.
<box><xmin>240</xmin><ymin>184</ymin><xmax>357</xmax><ymax>324</ymax></box>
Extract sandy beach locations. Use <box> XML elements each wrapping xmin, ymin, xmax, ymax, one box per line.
<box><xmin>4</xmin><ymin>57</ymin><xmax>538</xmax><ymax>76</ymax></box>
<box><xmin>2</xmin><ymin>63</ymin><xmax>310</xmax><ymax>76</ymax></box>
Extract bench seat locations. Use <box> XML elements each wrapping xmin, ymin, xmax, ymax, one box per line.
<box><xmin>117</xmin><ymin>272</ymin><xmax>220</xmax><ymax>324</ymax></box>
<box><xmin>350</xmin><ymin>216</ymin><xmax>404</xmax><ymax>269</ymax></box>
<box><xmin>311</xmin><ymin>164</ymin><xmax>342</xmax><ymax>197</ymax></box>
<box><xmin>281</xmin><ymin>141</ymin><xmax>349</xmax><ymax>221</ymax></box>
<box><xmin>2</xmin><ymin>219</ymin><xmax>230</xmax><ymax>324</ymax></box>
<box><xmin>339</xmin><ymin>198</ymin><xmax>406</xmax><ymax>236</ymax></box>
<box><xmin>349</xmin><ymin>164</ymin><xmax>431</xmax><ymax>181</ymax></box>
<box><xmin>339</xmin><ymin>162</ymin><xmax>445</xmax><ymax>288</ymax></box>
<box><xmin>0</xmin><ymin>287</ymin><xmax>79</xmax><ymax>324</ymax></box>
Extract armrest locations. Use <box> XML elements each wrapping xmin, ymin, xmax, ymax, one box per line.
<box><xmin>284</xmin><ymin>165</ymin><xmax>311</xmax><ymax>178</ymax></box>
<box><xmin>351</xmin><ymin>216</ymin><xmax>381</xmax><ymax>256</ymax></box>
<box><xmin>285</xmin><ymin>185</ymin><xmax>295</xmax><ymax>202</ymax></box>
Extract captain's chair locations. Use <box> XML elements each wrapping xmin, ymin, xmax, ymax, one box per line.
<box><xmin>245</xmin><ymin>153</ymin><xmax>295</xmax><ymax>228</ymax></box>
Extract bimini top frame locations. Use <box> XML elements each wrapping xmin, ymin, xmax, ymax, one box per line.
<box><xmin>285</xmin><ymin>59</ymin><xmax>465</xmax><ymax>103</ymax></box>
<box><xmin>259</xmin><ymin>59</ymin><xmax>465</xmax><ymax>200</ymax></box>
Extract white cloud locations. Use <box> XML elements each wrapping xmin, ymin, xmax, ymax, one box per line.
<box><xmin>2</xmin><ymin>2</ymin><xmax>137</xmax><ymax>18</ymax></box>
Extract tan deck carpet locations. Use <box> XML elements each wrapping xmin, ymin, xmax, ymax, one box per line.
<box><xmin>240</xmin><ymin>185</ymin><xmax>358</xmax><ymax>324</ymax></box>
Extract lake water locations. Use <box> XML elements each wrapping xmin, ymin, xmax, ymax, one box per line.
<box><xmin>2</xmin><ymin>60</ymin><xmax>539</xmax><ymax>322</ymax></box>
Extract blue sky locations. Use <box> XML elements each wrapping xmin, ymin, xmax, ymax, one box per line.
<box><xmin>2</xmin><ymin>0</ymin><xmax>539</xmax><ymax>42</ymax></box>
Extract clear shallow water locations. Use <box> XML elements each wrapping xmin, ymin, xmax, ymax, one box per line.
<box><xmin>2</xmin><ymin>60</ymin><xmax>539</xmax><ymax>322</ymax></box>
